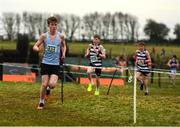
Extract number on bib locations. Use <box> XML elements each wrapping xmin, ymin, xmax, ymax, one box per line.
<box><xmin>47</xmin><ymin>45</ymin><xmax>56</xmax><ymax>53</ymax></box>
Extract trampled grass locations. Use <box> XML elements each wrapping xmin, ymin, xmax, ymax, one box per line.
<box><xmin>0</xmin><ymin>80</ymin><xmax>179</xmax><ymax>126</ymax></box>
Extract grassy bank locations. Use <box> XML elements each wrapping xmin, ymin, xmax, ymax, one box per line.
<box><xmin>1</xmin><ymin>41</ymin><xmax>180</xmax><ymax>58</ymax></box>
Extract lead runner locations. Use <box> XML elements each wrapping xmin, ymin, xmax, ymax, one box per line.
<box><xmin>33</xmin><ymin>16</ymin><xmax>66</xmax><ymax>109</ymax></box>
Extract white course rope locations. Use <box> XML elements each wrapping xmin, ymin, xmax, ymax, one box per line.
<box><xmin>64</xmin><ymin>63</ymin><xmax>180</xmax><ymax>76</ymax></box>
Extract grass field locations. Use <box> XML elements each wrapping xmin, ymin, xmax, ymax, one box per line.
<box><xmin>0</xmin><ymin>41</ymin><xmax>17</xmax><ymax>50</ymax></box>
<box><xmin>68</xmin><ymin>42</ymin><xmax>180</xmax><ymax>58</ymax></box>
<box><xmin>1</xmin><ymin>41</ymin><xmax>180</xmax><ymax>58</ymax></box>
<box><xmin>0</xmin><ymin>78</ymin><xmax>180</xmax><ymax>126</ymax></box>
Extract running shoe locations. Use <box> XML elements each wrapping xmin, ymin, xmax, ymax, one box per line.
<box><xmin>87</xmin><ymin>83</ymin><xmax>93</xmax><ymax>92</ymax></box>
<box><xmin>144</xmin><ymin>92</ymin><xmax>149</xmax><ymax>96</ymax></box>
<box><xmin>37</xmin><ymin>103</ymin><xmax>44</xmax><ymax>110</ymax></box>
<box><xmin>94</xmin><ymin>90</ymin><xmax>100</xmax><ymax>96</ymax></box>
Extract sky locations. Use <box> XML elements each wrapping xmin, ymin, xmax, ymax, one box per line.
<box><xmin>0</xmin><ymin>0</ymin><xmax>180</xmax><ymax>38</ymax></box>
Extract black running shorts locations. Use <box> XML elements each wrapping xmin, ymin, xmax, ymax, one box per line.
<box><xmin>137</xmin><ymin>70</ymin><xmax>150</xmax><ymax>76</ymax></box>
<box><xmin>89</xmin><ymin>63</ymin><xmax>102</xmax><ymax>76</ymax></box>
<box><xmin>40</xmin><ymin>63</ymin><xmax>60</xmax><ymax>76</ymax></box>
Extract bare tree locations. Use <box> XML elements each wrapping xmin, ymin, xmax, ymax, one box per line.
<box><xmin>54</xmin><ymin>14</ymin><xmax>64</xmax><ymax>32</ymax></box>
<box><xmin>69</xmin><ymin>15</ymin><xmax>80</xmax><ymax>41</ymax></box>
<box><xmin>83</xmin><ymin>13</ymin><xmax>95</xmax><ymax>39</ymax></box>
<box><xmin>83</xmin><ymin>12</ymin><xmax>101</xmax><ymax>39</ymax></box>
<box><xmin>124</xmin><ymin>14</ymin><xmax>139</xmax><ymax>42</ymax></box>
<box><xmin>15</xmin><ymin>13</ymin><xmax>21</xmax><ymax>36</ymax></box>
<box><xmin>60</xmin><ymin>14</ymin><xmax>80</xmax><ymax>41</ymax></box>
<box><xmin>22</xmin><ymin>12</ymin><xmax>29</xmax><ymax>34</ymax></box>
<box><xmin>117</xmin><ymin>12</ymin><xmax>125</xmax><ymax>40</ymax></box>
<box><xmin>128</xmin><ymin>15</ymin><xmax>139</xmax><ymax>42</ymax></box>
<box><xmin>22</xmin><ymin>12</ymin><xmax>42</xmax><ymax>41</ymax></box>
<box><xmin>124</xmin><ymin>14</ymin><xmax>131</xmax><ymax>41</ymax></box>
<box><xmin>35</xmin><ymin>13</ymin><xmax>49</xmax><ymax>36</ymax></box>
<box><xmin>111</xmin><ymin>13</ymin><xmax>119</xmax><ymax>40</ymax></box>
<box><xmin>102</xmin><ymin>13</ymin><xmax>112</xmax><ymax>40</ymax></box>
<box><xmin>1</xmin><ymin>12</ymin><xmax>16</xmax><ymax>40</ymax></box>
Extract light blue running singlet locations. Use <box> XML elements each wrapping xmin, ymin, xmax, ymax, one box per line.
<box><xmin>42</xmin><ymin>32</ymin><xmax>61</xmax><ymax>65</ymax></box>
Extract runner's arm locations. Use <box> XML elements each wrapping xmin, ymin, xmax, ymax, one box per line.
<box><xmin>33</xmin><ymin>34</ymin><xmax>45</xmax><ymax>52</ymax></box>
<box><xmin>99</xmin><ymin>45</ymin><xmax>106</xmax><ymax>59</ymax></box>
<box><xmin>85</xmin><ymin>44</ymin><xmax>91</xmax><ymax>58</ymax></box>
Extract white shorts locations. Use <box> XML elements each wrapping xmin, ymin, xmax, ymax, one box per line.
<box><xmin>170</xmin><ymin>69</ymin><xmax>176</xmax><ymax>74</ymax></box>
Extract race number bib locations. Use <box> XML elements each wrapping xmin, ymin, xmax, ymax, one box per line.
<box><xmin>138</xmin><ymin>60</ymin><xmax>144</xmax><ymax>66</ymax></box>
<box><xmin>47</xmin><ymin>45</ymin><xmax>57</xmax><ymax>53</ymax></box>
<box><xmin>90</xmin><ymin>55</ymin><xmax>98</xmax><ymax>63</ymax></box>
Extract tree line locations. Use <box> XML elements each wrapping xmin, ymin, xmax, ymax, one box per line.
<box><xmin>0</xmin><ymin>12</ymin><xmax>180</xmax><ymax>43</ymax></box>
